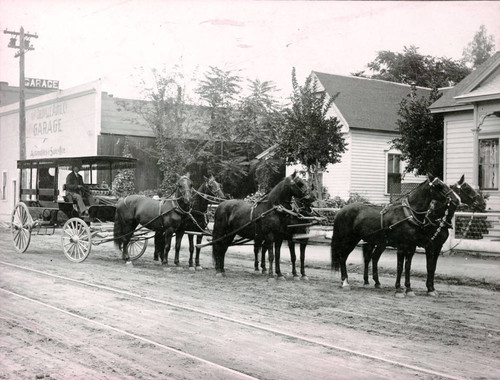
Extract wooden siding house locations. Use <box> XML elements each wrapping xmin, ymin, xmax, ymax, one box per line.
<box><xmin>300</xmin><ymin>72</ymin><xmax>431</xmax><ymax>204</ymax></box>
<box><xmin>429</xmin><ymin>52</ymin><xmax>500</xmax><ymax>212</ymax></box>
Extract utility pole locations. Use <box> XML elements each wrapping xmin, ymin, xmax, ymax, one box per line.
<box><xmin>4</xmin><ymin>27</ymin><xmax>38</xmax><ymax>160</ymax></box>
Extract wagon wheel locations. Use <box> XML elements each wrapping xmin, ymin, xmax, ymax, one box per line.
<box><xmin>61</xmin><ymin>218</ymin><xmax>92</xmax><ymax>263</ymax></box>
<box><xmin>128</xmin><ymin>238</ymin><xmax>149</xmax><ymax>261</ymax></box>
<box><xmin>11</xmin><ymin>203</ymin><xmax>33</xmax><ymax>253</ymax></box>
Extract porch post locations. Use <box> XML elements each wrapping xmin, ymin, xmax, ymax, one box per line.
<box><xmin>471</xmin><ymin>105</ymin><xmax>480</xmax><ymax>190</ymax></box>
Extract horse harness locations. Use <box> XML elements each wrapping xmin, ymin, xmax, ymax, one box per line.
<box><xmin>378</xmin><ymin>180</ymin><xmax>460</xmax><ymax>241</ymax></box>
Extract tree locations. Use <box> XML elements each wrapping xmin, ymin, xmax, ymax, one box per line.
<box><xmin>392</xmin><ymin>85</ymin><xmax>444</xmax><ymax>178</ymax></box>
<box><xmin>354</xmin><ymin>46</ymin><xmax>470</xmax><ymax>87</ymax></box>
<box><xmin>275</xmin><ymin>68</ymin><xmax>347</xmax><ymax>200</ymax></box>
<box><xmin>138</xmin><ymin>68</ymin><xmax>195</xmax><ymax>193</ymax></box>
<box><xmin>195</xmin><ymin>68</ymin><xmax>284</xmax><ymax>197</ymax></box>
<box><xmin>236</xmin><ymin>79</ymin><xmax>284</xmax><ymax>192</ymax></box>
<box><xmin>462</xmin><ymin>25</ymin><xmax>496</xmax><ymax>68</ymax></box>
<box><xmin>112</xmin><ymin>138</ymin><xmax>136</xmax><ymax>198</ymax></box>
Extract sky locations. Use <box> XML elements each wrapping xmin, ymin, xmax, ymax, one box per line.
<box><xmin>1</xmin><ymin>0</ymin><xmax>500</xmax><ymax>101</ymax></box>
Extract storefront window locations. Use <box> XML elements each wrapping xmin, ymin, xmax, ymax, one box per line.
<box><xmin>387</xmin><ymin>153</ymin><xmax>402</xmax><ymax>194</ymax></box>
<box><xmin>479</xmin><ymin>138</ymin><xmax>498</xmax><ymax>190</ymax></box>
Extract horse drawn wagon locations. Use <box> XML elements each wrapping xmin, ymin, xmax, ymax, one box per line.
<box><xmin>10</xmin><ymin>156</ymin><xmax>149</xmax><ymax>263</ymax></box>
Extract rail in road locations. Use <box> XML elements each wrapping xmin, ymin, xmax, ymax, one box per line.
<box><xmin>0</xmin><ymin>260</ymin><xmax>482</xmax><ymax>380</ymax></box>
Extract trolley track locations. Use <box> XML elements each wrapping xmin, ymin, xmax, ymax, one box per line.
<box><xmin>1</xmin><ymin>260</ymin><xmax>497</xmax><ymax>380</ymax></box>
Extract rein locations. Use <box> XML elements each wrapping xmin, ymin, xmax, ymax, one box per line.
<box><xmin>192</xmin><ymin>188</ymin><xmax>225</xmax><ymax>204</ymax></box>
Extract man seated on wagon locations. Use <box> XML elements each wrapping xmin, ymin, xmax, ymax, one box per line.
<box><xmin>65</xmin><ymin>163</ymin><xmax>95</xmax><ymax>216</ymax></box>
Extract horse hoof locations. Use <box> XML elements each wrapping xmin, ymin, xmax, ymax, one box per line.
<box><xmin>427</xmin><ymin>291</ymin><xmax>438</xmax><ymax>297</ymax></box>
<box><xmin>125</xmin><ymin>260</ymin><xmax>133</xmax><ymax>266</ymax></box>
<box><xmin>363</xmin><ymin>283</ymin><xmax>371</xmax><ymax>288</ymax></box>
<box><xmin>406</xmin><ymin>290</ymin><xmax>416</xmax><ymax>297</ymax></box>
<box><xmin>374</xmin><ymin>283</ymin><xmax>381</xmax><ymax>289</ymax></box>
<box><xmin>215</xmin><ymin>272</ymin><xmax>226</xmax><ymax>278</ymax></box>
<box><xmin>342</xmin><ymin>285</ymin><xmax>350</xmax><ymax>291</ymax></box>
<box><xmin>276</xmin><ymin>276</ymin><xmax>286</xmax><ymax>281</ymax></box>
<box><xmin>195</xmin><ymin>266</ymin><xmax>203</xmax><ymax>271</ymax></box>
<box><xmin>188</xmin><ymin>267</ymin><xmax>196</xmax><ymax>272</ymax></box>
<box><xmin>293</xmin><ymin>275</ymin><xmax>301</xmax><ymax>281</ymax></box>
<box><xmin>395</xmin><ymin>291</ymin><xmax>405</xmax><ymax>298</ymax></box>
<box><xmin>301</xmin><ymin>276</ymin><xmax>309</xmax><ymax>281</ymax></box>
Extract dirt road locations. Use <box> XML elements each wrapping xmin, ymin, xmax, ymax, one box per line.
<box><xmin>1</xmin><ymin>229</ymin><xmax>499</xmax><ymax>380</ymax></box>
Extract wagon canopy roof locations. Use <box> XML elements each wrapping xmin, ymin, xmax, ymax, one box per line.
<box><xmin>17</xmin><ymin>155</ymin><xmax>137</xmax><ymax>170</ymax></box>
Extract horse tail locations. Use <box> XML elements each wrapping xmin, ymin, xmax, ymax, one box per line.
<box><xmin>114</xmin><ymin>202</ymin><xmax>124</xmax><ymax>251</ymax></box>
<box><xmin>330</xmin><ymin>225</ymin><xmax>340</xmax><ymax>272</ymax></box>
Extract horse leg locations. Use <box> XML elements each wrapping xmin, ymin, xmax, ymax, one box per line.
<box><xmin>371</xmin><ymin>243</ymin><xmax>386</xmax><ymax>289</ymax></box>
<box><xmin>194</xmin><ymin>235</ymin><xmax>203</xmax><ymax>270</ymax></box>
<box><xmin>288</xmin><ymin>238</ymin><xmax>298</xmax><ymax>279</ymax></box>
<box><xmin>274</xmin><ymin>238</ymin><xmax>285</xmax><ymax>280</ymax></box>
<box><xmin>186</xmin><ymin>234</ymin><xmax>194</xmax><ymax>270</ymax></box>
<box><xmin>425</xmin><ymin>243</ymin><xmax>441</xmax><ymax>297</ymax></box>
<box><xmin>395</xmin><ymin>247</ymin><xmax>405</xmax><ymax>297</ymax></box>
<box><xmin>153</xmin><ymin>231</ymin><xmax>165</xmax><ymax>261</ymax></box>
<box><xmin>254</xmin><ymin>240</ymin><xmax>262</xmax><ymax>273</ymax></box>
<box><xmin>213</xmin><ymin>239</ymin><xmax>230</xmax><ymax>277</ymax></box>
<box><xmin>404</xmin><ymin>247</ymin><xmax>416</xmax><ymax>297</ymax></box>
<box><xmin>162</xmin><ymin>229</ymin><xmax>174</xmax><ymax>266</ymax></box>
<box><xmin>299</xmin><ymin>239</ymin><xmax>308</xmax><ymax>280</ymax></box>
<box><xmin>362</xmin><ymin>243</ymin><xmax>374</xmax><ymax>286</ymax></box>
<box><xmin>174</xmin><ymin>231</ymin><xmax>184</xmax><ymax>267</ymax></box>
<box><xmin>332</xmin><ymin>238</ymin><xmax>357</xmax><ymax>289</ymax></box>
<box><xmin>265</xmin><ymin>236</ymin><xmax>275</xmax><ymax>279</ymax></box>
<box><xmin>121</xmin><ymin>221</ymin><xmax>138</xmax><ymax>264</ymax></box>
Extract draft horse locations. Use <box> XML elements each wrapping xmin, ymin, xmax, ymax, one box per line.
<box><xmin>330</xmin><ymin>175</ymin><xmax>461</xmax><ymax>296</ymax></box>
<box><xmin>171</xmin><ymin>175</ymin><xmax>226</xmax><ymax>270</ymax></box>
<box><xmin>212</xmin><ymin>172</ymin><xmax>311</xmax><ymax>278</ymax></box>
<box><xmin>362</xmin><ymin>175</ymin><xmax>486</xmax><ymax>296</ymax></box>
<box><xmin>258</xmin><ymin>196</ymin><xmax>318</xmax><ymax>280</ymax></box>
<box><xmin>114</xmin><ymin>174</ymin><xmax>193</xmax><ymax>263</ymax></box>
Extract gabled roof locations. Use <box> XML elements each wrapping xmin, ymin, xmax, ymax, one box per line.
<box><xmin>312</xmin><ymin>71</ymin><xmax>431</xmax><ymax>132</ymax></box>
<box><xmin>430</xmin><ymin>51</ymin><xmax>500</xmax><ymax>112</ymax></box>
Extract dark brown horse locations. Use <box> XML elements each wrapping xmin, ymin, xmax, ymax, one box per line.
<box><xmin>171</xmin><ymin>175</ymin><xmax>225</xmax><ymax>270</ymax></box>
<box><xmin>257</xmin><ymin>196</ymin><xmax>318</xmax><ymax>280</ymax></box>
<box><xmin>211</xmin><ymin>172</ymin><xmax>311</xmax><ymax>278</ymax></box>
<box><xmin>114</xmin><ymin>175</ymin><xmax>192</xmax><ymax>263</ymax></box>
<box><xmin>331</xmin><ymin>175</ymin><xmax>461</xmax><ymax>296</ymax></box>
<box><xmin>362</xmin><ymin>175</ymin><xmax>486</xmax><ymax>296</ymax></box>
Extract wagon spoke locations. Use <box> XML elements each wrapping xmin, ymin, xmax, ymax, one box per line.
<box><xmin>19</xmin><ymin>230</ymin><xmax>25</xmax><ymax>248</ymax></box>
<box><xmin>13</xmin><ymin>229</ymin><xmax>21</xmax><ymax>244</ymax></box>
<box><xmin>75</xmin><ymin>243</ymin><xmax>82</xmax><ymax>259</ymax></box>
<box><xmin>68</xmin><ymin>244</ymin><xmax>76</xmax><ymax>259</ymax></box>
<box><xmin>62</xmin><ymin>218</ymin><xmax>91</xmax><ymax>263</ymax></box>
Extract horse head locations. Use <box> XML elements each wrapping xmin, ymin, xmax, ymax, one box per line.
<box><xmin>204</xmin><ymin>175</ymin><xmax>226</xmax><ymax>200</ymax></box>
<box><xmin>426</xmin><ymin>174</ymin><xmax>461</xmax><ymax>207</ymax></box>
<box><xmin>289</xmin><ymin>171</ymin><xmax>311</xmax><ymax>201</ymax></box>
<box><xmin>452</xmin><ymin>175</ymin><xmax>486</xmax><ymax>212</ymax></box>
<box><xmin>176</xmin><ymin>173</ymin><xmax>193</xmax><ymax>206</ymax></box>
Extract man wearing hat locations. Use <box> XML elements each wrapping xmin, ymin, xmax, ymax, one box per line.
<box><xmin>65</xmin><ymin>163</ymin><xmax>89</xmax><ymax>215</ymax></box>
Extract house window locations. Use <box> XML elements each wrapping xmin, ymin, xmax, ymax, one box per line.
<box><xmin>479</xmin><ymin>138</ymin><xmax>498</xmax><ymax>190</ymax></box>
<box><xmin>2</xmin><ymin>172</ymin><xmax>6</xmax><ymax>200</ymax></box>
<box><xmin>387</xmin><ymin>153</ymin><xmax>402</xmax><ymax>194</ymax></box>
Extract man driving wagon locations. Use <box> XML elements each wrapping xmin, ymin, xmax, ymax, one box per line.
<box><xmin>65</xmin><ymin>162</ymin><xmax>95</xmax><ymax>216</ymax></box>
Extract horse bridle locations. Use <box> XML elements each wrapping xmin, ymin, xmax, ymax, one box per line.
<box><xmin>428</xmin><ymin>177</ymin><xmax>461</xmax><ymax>206</ymax></box>
<box><xmin>453</xmin><ymin>182</ymin><xmax>482</xmax><ymax>208</ymax></box>
<box><xmin>290</xmin><ymin>176</ymin><xmax>309</xmax><ymax>200</ymax></box>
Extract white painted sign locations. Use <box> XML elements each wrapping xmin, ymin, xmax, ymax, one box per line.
<box><xmin>25</xmin><ymin>90</ymin><xmax>99</xmax><ymax>158</ymax></box>
<box><xmin>25</xmin><ymin>77</ymin><xmax>59</xmax><ymax>89</ymax></box>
